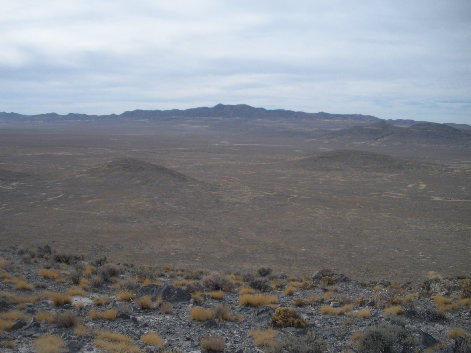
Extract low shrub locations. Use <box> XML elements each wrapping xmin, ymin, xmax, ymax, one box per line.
<box><xmin>358</xmin><ymin>323</ymin><xmax>418</xmax><ymax>353</ymax></box>
<box><xmin>93</xmin><ymin>296</ymin><xmax>111</xmax><ymax>306</ymax></box>
<box><xmin>265</xmin><ymin>330</ymin><xmax>325</xmax><ymax>353</ymax></box>
<box><xmin>89</xmin><ymin>309</ymin><xmax>117</xmax><ymax>321</ymax></box>
<box><xmin>136</xmin><ymin>296</ymin><xmax>152</xmax><ymax>310</ymax></box>
<box><xmin>250</xmin><ymin>328</ymin><xmax>278</xmax><ymax>347</ymax></box>
<box><xmin>201</xmin><ymin>333</ymin><xmax>225</xmax><ymax>352</ymax></box>
<box><xmin>56</xmin><ymin>311</ymin><xmax>78</xmax><ymax>328</ymax></box>
<box><xmin>239</xmin><ymin>294</ymin><xmax>278</xmax><ymax>307</ymax></box>
<box><xmin>209</xmin><ymin>290</ymin><xmax>224</xmax><ymax>299</ymax></box>
<box><xmin>250</xmin><ymin>277</ymin><xmax>272</xmax><ymax>292</ymax></box>
<box><xmin>141</xmin><ymin>332</ymin><xmax>165</xmax><ymax>348</ymax></box>
<box><xmin>190</xmin><ymin>306</ymin><xmax>214</xmax><ymax>321</ymax></box>
<box><xmin>95</xmin><ymin>330</ymin><xmax>141</xmax><ymax>353</ymax></box>
<box><xmin>258</xmin><ymin>267</ymin><xmax>272</xmax><ymax>277</ymax></box>
<box><xmin>117</xmin><ymin>290</ymin><xmax>135</xmax><ymax>301</ymax></box>
<box><xmin>34</xmin><ymin>335</ymin><xmax>65</xmax><ymax>353</ymax></box>
<box><xmin>50</xmin><ymin>293</ymin><xmax>72</xmax><ymax>306</ymax></box>
<box><xmin>202</xmin><ymin>272</ymin><xmax>233</xmax><ymax>291</ymax></box>
<box><xmin>272</xmin><ymin>307</ymin><xmax>308</xmax><ymax>328</ymax></box>
<box><xmin>383</xmin><ymin>305</ymin><xmax>403</xmax><ymax>316</ymax></box>
<box><xmin>161</xmin><ymin>301</ymin><xmax>173</xmax><ymax>314</ymax></box>
<box><xmin>320</xmin><ymin>304</ymin><xmax>353</xmax><ymax>315</ymax></box>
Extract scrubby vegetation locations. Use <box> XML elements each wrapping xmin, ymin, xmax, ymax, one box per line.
<box><xmin>0</xmin><ymin>245</ymin><xmax>470</xmax><ymax>352</ymax></box>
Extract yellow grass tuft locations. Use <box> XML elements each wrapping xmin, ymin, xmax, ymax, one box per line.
<box><xmin>348</xmin><ymin>308</ymin><xmax>371</xmax><ymax>318</ymax></box>
<box><xmin>95</xmin><ymin>330</ymin><xmax>142</xmax><ymax>353</ymax></box>
<box><xmin>404</xmin><ymin>293</ymin><xmax>419</xmax><ymax>303</ymax></box>
<box><xmin>161</xmin><ymin>301</ymin><xmax>172</xmax><ymax>314</ymax></box>
<box><xmin>34</xmin><ymin>335</ymin><xmax>65</xmax><ymax>353</ymax></box>
<box><xmin>35</xmin><ymin>311</ymin><xmax>57</xmax><ymax>324</ymax></box>
<box><xmin>13</xmin><ymin>279</ymin><xmax>34</xmax><ymax>291</ymax></box>
<box><xmin>320</xmin><ymin>304</ymin><xmax>353</xmax><ymax>315</ymax></box>
<box><xmin>141</xmin><ymin>332</ymin><xmax>165</xmax><ymax>348</ymax></box>
<box><xmin>210</xmin><ymin>290</ymin><xmax>224</xmax><ymax>299</ymax></box>
<box><xmin>448</xmin><ymin>327</ymin><xmax>470</xmax><ymax>340</ymax></box>
<box><xmin>136</xmin><ymin>296</ymin><xmax>152</xmax><ymax>310</ymax></box>
<box><xmin>39</xmin><ymin>268</ymin><xmax>60</xmax><ymax>280</ymax></box>
<box><xmin>383</xmin><ymin>305</ymin><xmax>403</xmax><ymax>316</ymax></box>
<box><xmin>74</xmin><ymin>323</ymin><xmax>89</xmax><ymax>336</ymax></box>
<box><xmin>117</xmin><ymin>290</ymin><xmax>135</xmax><ymax>301</ymax></box>
<box><xmin>249</xmin><ymin>328</ymin><xmax>279</xmax><ymax>347</ymax></box>
<box><xmin>190</xmin><ymin>306</ymin><xmax>214</xmax><ymax>321</ymax></box>
<box><xmin>79</xmin><ymin>277</ymin><xmax>90</xmax><ymax>290</ymax></box>
<box><xmin>89</xmin><ymin>309</ymin><xmax>117</xmax><ymax>321</ymax></box>
<box><xmin>239</xmin><ymin>287</ymin><xmax>255</xmax><ymax>295</ymax></box>
<box><xmin>284</xmin><ymin>286</ymin><xmax>295</xmax><ymax>296</ymax></box>
<box><xmin>239</xmin><ymin>294</ymin><xmax>278</xmax><ymax>307</ymax></box>
<box><xmin>66</xmin><ymin>286</ymin><xmax>85</xmax><ymax>296</ymax></box>
<box><xmin>50</xmin><ymin>293</ymin><xmax>72</xmax><ymax>306</ymax></box>
<box><xmin>323</xmin><ymin>292</ymin><xmax>334</xmax><ymax>299</ymax></box>
<box><xmin>93</xmin><ymin>296</ymin><xmax>112</xmax><ymax>306</ymax></box>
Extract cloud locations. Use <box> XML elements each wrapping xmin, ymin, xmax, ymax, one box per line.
<box><xmin>1</xmin><ymin>0</ymin><xmax>470</xmax><ymax>123</ymax></box>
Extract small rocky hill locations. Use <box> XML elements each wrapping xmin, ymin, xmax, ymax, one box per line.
<box><xmin>325</xmin><ymin>121</ymin><xmax>471</xmax><ymax>146</ymax></box>
<box><xmin>290</xmin><ymin>150</ymin><xmax>440</xmax><ymax>173</ymax></box>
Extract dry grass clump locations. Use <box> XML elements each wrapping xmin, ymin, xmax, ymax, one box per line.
<box><xmin>34</xmin><ymin>335</ymin><xmax>65</xmax><ymax>353</ymax></box>
<box><xmin>433</xmin><ymin>295</ymin><xmax>458</xmax><ymax>312</ymax></box>
<box><xmin>239</xmin><ymin>287</ymin><xmax>255</xmax><ymax>295</ymax></box>
<box><xmin>117</xmin><ymin>290</ymin><xmax>135</xmax><ymax>301</ymax></box>
<box><xmin>448</xmin><ymin>327</ymin><xmax>470</xmax><ymax>340</ymax></box>
<box><xmin>320</xmin><ymin>304</ymin><xmax>353</xmax><ymax>315</ymax></box>
<box><xmin>210</xmin><ymin>290</ymin><xmax>224</xmax><ymax>299</ymax></box>
<box><xmin>291</xmin><ymin>297</ymin><xmax>316</xmax><ymax>307</ymax></box>
<box><xmin>323</xmin><ymin>292</ymin><xmax>334</xmax><ymax>300</ymax></box>
<box><xmin>35</xmin><ymin>311</ymin><xmax>57</xmax><ymax>324</ymax></box>
<box><xmin>161</xmin><ymin>301</ymin><xmax>173</xmax><ymax>314</ymax></box>
<box><xmin>13</xmin><ymin>278</ymin><xmax>34</xmax><ymax>291</ymax></box>
<box><xmin>191</xmin><ymin>291</ymin><xmax>204</xmax><ymax>304</ymax></box>
<box><xmin>239</xmin><ymin>294</ymin><xmax>278</xmax><ymax>307</ymax></box>
<box><xmin>50</xmin><ymin>292</ymin><xmax>72</xmax><ymax>306</ymax></box>
<box><xmin>136</xmin><ymin>296</ymin><xmax>152</xmax><ymax>310</ymax></box>
<box><xmin>56</xmin><ymin>311</ymin><xmax>78</xmax><ymax>328</ymax></box>
<box><xmin>404</xmin><ymin>293</ymin><xmax>419</xmax><ymax>303</ymax></box>
<box><xmin>89</xmin><ymin>309</ymin><xmax>117</xmax><ymax>321</ymax></box>
<box><xmin>272</xmin><ymin>307</ymin><xmax>309</xmax><ymax>328</ymax></box>
<box><xmin>141</xmin><ymin>332</ymin><xmax>165</xmax><ymax>348</ymax></box>
<box><xmin>95</xmin><ymin>330</ymin><xmax>142</xmax><ymax>353</ymax></box>
<box><xmin>201</xmin><ymin>333</ymin><xmax>225</xmax><ymax>352</ymax></box>
<box><xmin>249</xmin><ymin>328</ymin><xmax>279</xmax><ymax>347</ymax></box>
<box><xmin>39</xmin><ymin>268</ymin><xmax>60</xmax><ymax>280</ymax></box>
<box><xmin>348</xmin><ymin>308</ymin><xmax>371</xmax><ymax>318</ymax></box>
<box><xmin>93</xmin><ymin>296</ymin><xmax>112</xmax><ymax>306</ymax></box>
<box><xmin>214</xmin><ymin>304</ymin><xmax>241</xmax><ymax>322</ymax></box>
<box><xmin>285</xmin><ymin>286</ymin><xmax>295</xmax><ymax>296</ymax></box>
<box><xmin>190</xmin><ymin>306</ymin><xmax>215</xmax><ymax>321</ymax></box>
<box><xmin>0</xmin><ymin>310</ymin><xmax>30</xmax><ymax>331</ymax></box>
<box><xmin>383</xmin><ymin>305</ymin><xmax>403</xmax><ymax>316</ymax></box>
<box><xmin>79</xmin><ymin>277</ymin><xmax>90</xmax><ymax>290</ymax></box>
<box><xmin>66</xmin><ymin>286</ymin><xmax>85</xmax><ymax>296</ymax></box>
<box><xmin>74</xmin><ymin>323</ymin><xmax>89</xmax><ymax>336</ymax></box>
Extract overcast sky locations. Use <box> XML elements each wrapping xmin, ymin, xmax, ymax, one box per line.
<box><xmin>1</xmin><ymin>1</ymin><xmax>470</xmax><ymax>123</ymax></box>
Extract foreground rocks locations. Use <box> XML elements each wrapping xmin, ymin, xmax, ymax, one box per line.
<box><xmin>0</xmin><ymin>246</ymin><xmax>470</xmax><ymax>352</ymax></box>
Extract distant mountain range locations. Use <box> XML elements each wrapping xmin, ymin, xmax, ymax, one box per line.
<box><xmin>1</xmin><ymin>104</ymin><xmax>469</xmax><ymax>136</ymax></box>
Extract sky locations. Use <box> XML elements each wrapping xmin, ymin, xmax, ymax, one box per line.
<box><xmin>1</xmin><ymin>1</ymin><xmax>470</xmax><ymax>124</ymax></box>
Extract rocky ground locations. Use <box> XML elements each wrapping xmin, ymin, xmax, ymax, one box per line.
<box><xmin>0</xmin><ymin>245</ymin><xmax>470</xmax><ymax>352</ymax></box>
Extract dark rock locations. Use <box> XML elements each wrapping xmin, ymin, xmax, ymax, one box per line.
<box><xmin>10</xmin><ymin>318</ymin><xmax>27</xmax><ymax>331</ymax></box>
<box><xmin>67</xmin><ymin>340</ymin><xmax>83</xmax><ymax>353</ymax></box>
<box><xmin>138</xmin><ymin>284</ymin><xmax>191</xmax><ymax>302</ymax></box>
<box><xmin>417</xmin><ymin>331</ymin><xmax>438</xmax><ymax>348</ymax></box>
<box><xmin>0</xmin><ymin>298</ymin><xmax>14</xmax><ymax>312</ymax></box>
<box><xmin>117</xmin><ymin>312</ymin><xmax>130</xmax><ymax>320</ymax></box>
<box><xmin>137</xmin><ymin>284</ymin><xmax>162</xmax><ymax>300</ymax></box>
<box><xmin>454</xmin><ymin>337</ymin><xmax>471</xmax><ymax>353</ymax></box>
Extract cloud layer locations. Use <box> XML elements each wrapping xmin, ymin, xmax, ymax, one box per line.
<box><xmin>1</xmin><ymin>1</ymin><xmax>470</xmax><ymax>123</ymax></box>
